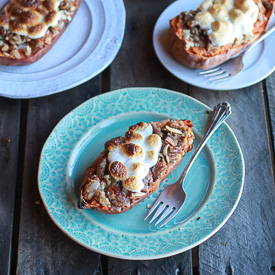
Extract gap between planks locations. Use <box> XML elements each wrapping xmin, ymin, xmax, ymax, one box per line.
<box><xmin>10</xmin><ymin>100</ymin><xmax>29</xmax><ymax>274</ymax></box>
<box><xmin>262</xmin><ymin>80</ymin><xmax>275</xmax><ymax>187</ymax></box>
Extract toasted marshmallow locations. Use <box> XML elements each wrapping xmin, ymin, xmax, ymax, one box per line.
<box><xmin>214</xmin><ymin>0</ymin><xmax>234</xmax><ymax>9</ymax></box>
<box><xmin>209</xmin><ymin>4</ymin><xmax>228</xmax><ymax>20</ymax></box>
<box><xmin>122</xmin><ymin>176</ymin><xmax>144</xmax><ymax>193</ymax></box>
<box><xmin>121</xmin><ymin>143</ymin><xmax>144</xmax><ymax>160</ymax></box>
<box><xmin>209</xmin><ymin>31</ymin><xmax>233</xmax><ymax>46</ymax></box>
<box><xmin>109</xmin><ymin>161</ymin><xmax>128</xmax><ymax>180</ymax></box>
<box><xmin>0</xmin><ymin>0</ymin><xmax>65</xmax><ymax>39</ymax></box>
<box><xmin>195</xmin><ymin>12</ymin><xmax>215</xmax><ymax>29</ymax></box>
<box><xmin>108</xmin><ymin>149</ymin><xmax>127</xmax><ymax>164</ymax></box>
<box><xmin>44</xmin><ymin>10</ymin><xmax>60</xmax><ymax>26</ymax></box>
<box><xmin>200</xmin><ymin>0</ymin><xmax>213</xmax><ymax>11</ymax></box>
<box><xmin>229</xmin><ymin>8</ymin><xmax>245</xmax><ymax>23</ymax></box>
<box><xmin>129</xmin><ymin>121</ymin><xmax>148</xmax><ymax>132</ymax></box>
<box><xmin>146</xmin><ymin>134</ymin><xmax>161</xmax><ymax>149</ymax></box>
<box><xmin>124</xmin><ymin>130</ymin><xmax>143</xmax><ymax>144</ymax></box>
<box><xmin>201</xmin><ymin>0</ymin><xmax>260</xmax><ymax>47</ymax></box>
<box><xmin>211</xmin><ymin>20</ymin><xmax>232</xmax><ymax>33</ymax></box>
<box><xmin>130</xmin><ymin>163</ymin><xmax>150</xmax><ymax>179</ymax></box>
<box><xmin>236</xmin><ymin>0</ymin><xmax>256</xmax><ymax>14</ymax></box>
<box><xmin>107</xmin><ymin>122</ymin><xmax>161</xmax><ymax>192</ymax></box>
<box><xmin>145</xmin><ymin>151</ymin><xmax>159</xmax><ymax>167</ymax></box>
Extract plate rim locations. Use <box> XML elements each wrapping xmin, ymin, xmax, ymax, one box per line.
<box><xmin>38</xmin><ymin>87</ymin><xmax>245</xmax><ymax>260</ymax></box>
<box><xmin>0</xmin><ymin>0</ymin><xmax>126</xmax><ymax>99</ymax></box>
<box><xmin>153</xmin><ymin>0</ymin><xmax>275</xmax><ymax>91</ymax></box>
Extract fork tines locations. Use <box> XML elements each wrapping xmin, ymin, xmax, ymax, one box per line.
<box><xmin>144</xmin><ymin>201</ymin><xmax>180</xmax><ymax>228</ymax></box>
<box><xmin>199</xmin><ymin>67</ymin><xmax>231</xmax><ymax>81</ymax></box>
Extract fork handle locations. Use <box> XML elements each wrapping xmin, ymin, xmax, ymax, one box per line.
<box><xmin>176</xmin><ymin>102</ymin><xmax>232</xmax><ymax>185</ymax></box>
<box><xmin>242</xmin><ymin>25</ymin><xmax>275</xmax><ymax>56</ymax></box>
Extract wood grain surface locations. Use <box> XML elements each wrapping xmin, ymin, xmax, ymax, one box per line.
<box><xmin>15</xmin><ymin>79</ymin><xmax>104</xmax><ymax>275</ymax></box>
<box><xmin>0</xmin><ymin>0</ymin><xmax>275</xmax><ymax>274</ymax></box>
<box><xmin>0</xmin><ymin>98</ymin><xmax>21</xmax><ymax>275</ymax></box>
<box><xmin>189</xmin><ymin>84</ymin><xmax>275</xmax><ymax>274</ymax></box>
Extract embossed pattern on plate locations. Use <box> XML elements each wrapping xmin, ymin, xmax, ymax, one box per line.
<box><xmin>0</xmin><ymin>0</ymin><xmax>125</xmax><ymax>98</ymax></box>
<box><xmin>38</xmin><ymin>87</ymin><xmax>245</xmax><ymax>260</ymax></box>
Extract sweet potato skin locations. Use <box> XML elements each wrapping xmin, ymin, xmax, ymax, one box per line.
<box><xmin>78</xmin><ymin>119</ymin><xmax>194</xmax><ymax>214</ymax></box>
<box><xmin>0</xmin><ymin>0</ymin><xmax>82</xmax><ymax>66</ymax></box>
<box><xmin>169</xmin><ymin>0</ymin><xmax>275</xmax><ymax>70</ymax></box>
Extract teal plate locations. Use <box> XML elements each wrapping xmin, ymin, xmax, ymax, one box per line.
<box><xmin>38</xmin><ymin>87</ymin><xmax>245</xmax><ymax>260</ymax></box>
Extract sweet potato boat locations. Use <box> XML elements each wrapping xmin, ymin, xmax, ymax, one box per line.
<box><xmin>169</xmin><ymin>0</ymin><xmax>275</xmax><ymax>69</ymax></box>
<box><xmin>78</xmin><ymin>120</ymin><xmax>194</xmax><ymax>214</ymax></box>
<box><xmin>0</xmin><ymin>0</ymin><xmax>81</xmax><ymax>66</ymax></box>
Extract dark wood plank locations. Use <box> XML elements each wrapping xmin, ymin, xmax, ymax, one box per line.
<box><xmin>111</xmin><ymin>0</ymin><xmax>188</xmax><ymax>92</ymax></box>
<box><xmin>16</xmin><ymin>79</ymin><xmax>104</xmax><ymax>274</ymax></box>
<box><xmin>189</xmin><ymin>84</ymin><xmax>275</xmax><ymax>274</ymax></box>
<box><xmin>108</xmin><ymin>0</ymin><xmax>192</xmax><ymax>273</ymax></box>
<box><xmin>108</xmin><ymin>254</ymin><xmax>192</xmax><ymax>275</ymax></box>
<box><xmin>265</xmin><ymin>71</ymin><xmax>275</xmax><ymax>155</ymax></box>
<box><xmin>0</xmin><ymin>98</ymin><xmax>21</xmax><ymax>275</ymax></box>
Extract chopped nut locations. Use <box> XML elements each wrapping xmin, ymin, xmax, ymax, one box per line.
<box><xmin>166</xmin><ymin>125</ymin><xmax>182</xmax><ymax>135</ymax></box>
<box><xmin>2</xmin><ymin>44</ymin><xmax>9</xmax><ymax>51</ymax></box>
<box><xmin>70</xmin><ymin>6</ymin><xmax>76</xmax><ymax>12</ymax></box>
<box><xmin>0</xmin><ymin>26</ymin><xmax>6</xmax><ymax>36</ymax></box>
<box><xmin>163</xmin><ymin>144</ymin><xmax>169</xmax><ymax>156</ymax></box>
<box><xmin>23</xmin><ymin>45</ymin><xmax>32</xmax><ymax>57</ymax></box>
<box><xmin>11</xmin><ymin>49</ymin><xmax>21</xmax><ymax>59</ymax></box>
<box><xmin>165</xmin><ymin>136</ymin><xmax>175</xmax><ymax>146</ymax></box>
<box><xmin>45</xmin><ymin>36</ymin><xmax>52</xmax><ymax>45</ymax></box>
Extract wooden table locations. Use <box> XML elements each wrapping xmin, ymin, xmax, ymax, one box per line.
<box><xmin>1</xmin><ymin>1</ymin><xmax>275</xmax><ymax>274</ymax></box>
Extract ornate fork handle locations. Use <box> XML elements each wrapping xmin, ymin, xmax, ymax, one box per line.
<box><xmin>176</xmin><ymin>102</ymin><xmax>232</xmax><ymax>185</ymax></box>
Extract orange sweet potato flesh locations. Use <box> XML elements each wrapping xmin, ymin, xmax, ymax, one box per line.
<box><xmin>78</xmin><ymin>119</ymin><xmax>194</xmax><ymax>214</ymax></box>
<box><xmin>0</xmin><ymin>0</ymin><xmax>82</xmax><ymax>66</ymax></box>
<box><xmin>169</xmin><ymin>0</ymin><xmax>275</xmax><ymax>69</ymax></box>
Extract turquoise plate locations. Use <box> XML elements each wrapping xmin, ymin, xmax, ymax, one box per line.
<box><xmin>38</xmin><ymin>87</ymin><xmax>245</xmax><ymax>259</ymax></box>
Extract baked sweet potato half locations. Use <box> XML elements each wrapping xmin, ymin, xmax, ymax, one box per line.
<box><xmin>169</xmin><ymin>0</ymin><xmax>275</xmax><ymax>69</ymax></box>
<box><xmin>78</xmin><ymin>120</ymin><xmax>194</xmax><ymax>214</ymax></box>
<box><xmin>0</xmin><ymin>0</ymin><xmax>81</xmax><ymax>66</ymax></box>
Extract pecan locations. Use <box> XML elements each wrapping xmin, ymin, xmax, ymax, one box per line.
<box><xmin>150</xmin><ymin>121</ymin><xmax>163</xmax><ymax>138</ymax></box>
<box><xmin>169</xmin><ymin>146</ymin><xmax>183</xmax><ymax>153</ymax></box>
<box><xmin>152</xmin><ymin>162</ymin><xmax>167</xmax><ymax>180</ymax></box>
<box><xmin>96</xmin><ymin>157</ymin><xmax>107</xmax><ymax>179</ymax></box>
<box><xmin>0</xmin><ymin>26</ymin><xmax>6</xmax><ymax>36</ymax></box>
<box><xmin>107</xmin><ymin>185</ymin><xmax>130</xmax><ymax>208</ymax></box>
<box><xmin>94</xmin><ymin>190</ymin><xmax>111</xmax><ymax>207</ymax></box>
<box><xmin>165</xmin><ymin>136</ymin><xmax>175</xmax><ymax>146</ymax></box>
<box><xmin>143</xmin><ymin>170</ymin><xmax>153</xmax><ymax>187</ymax></box>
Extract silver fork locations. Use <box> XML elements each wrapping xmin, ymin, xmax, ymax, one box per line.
<box><xmin>199</xmin><ymin>25</ymin><xmax>275</xmax><ymax>82</ymax></box>
<box><xmin>144</xmin><ymin>102</ymin><xmax>231</xmax><ymax>228</ymax></box>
